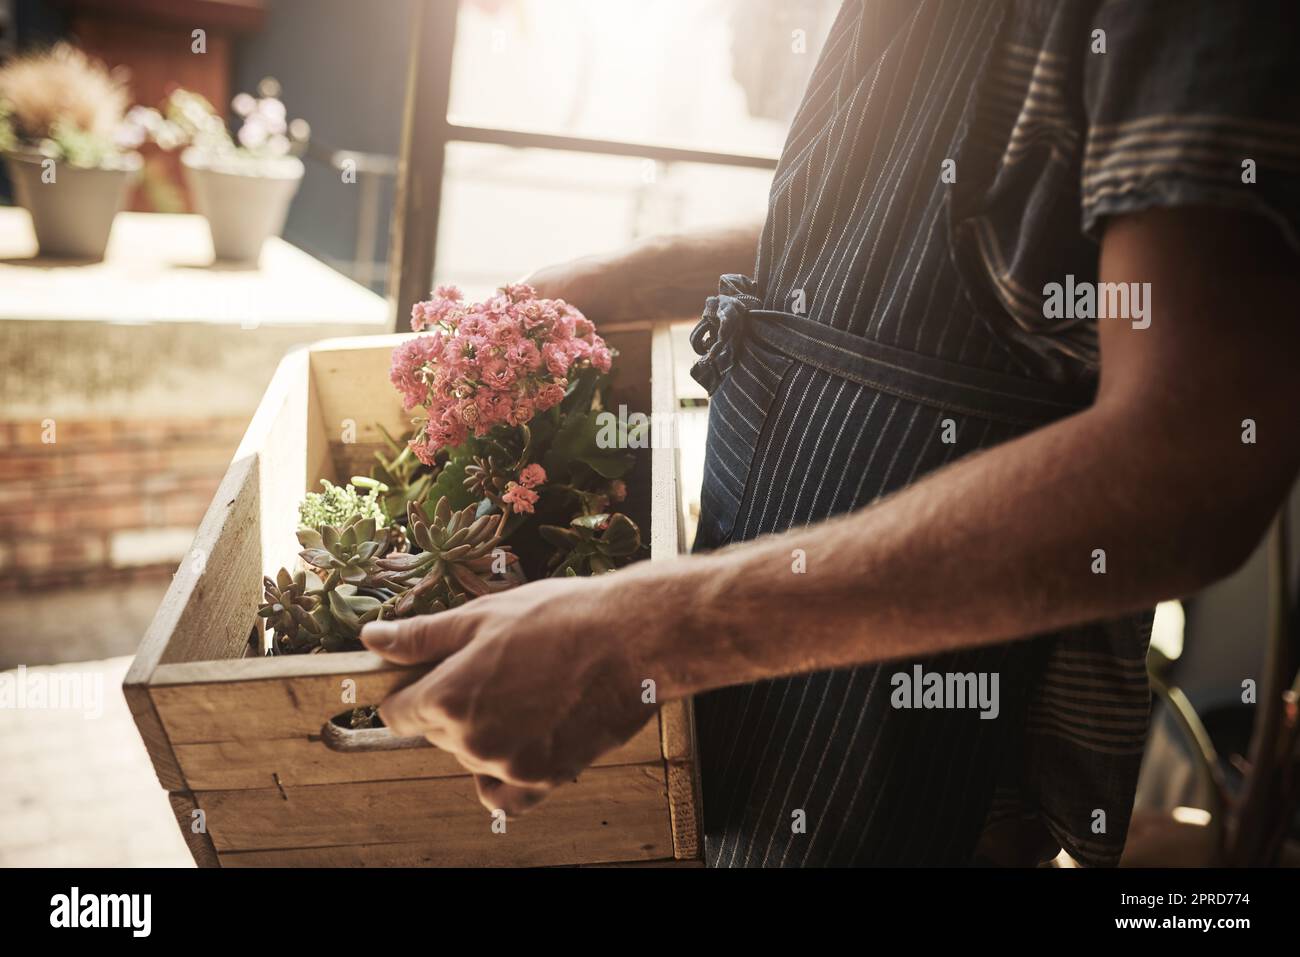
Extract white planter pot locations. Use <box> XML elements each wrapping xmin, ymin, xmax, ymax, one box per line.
<box><xmin>5</xmin><ymin>150</ymin><xmax>140</xmax><ymax>260</ymax></box>
<box><xmin>182</xmin><ymin>153</ymin><xmax>304</xmax><ymax>263</ymax></box>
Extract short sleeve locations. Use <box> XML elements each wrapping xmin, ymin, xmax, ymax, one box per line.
<box><xmin>1081</xmin><ymin>0</ymin><xmax>1300</xmax><ymax>253</ymax></box>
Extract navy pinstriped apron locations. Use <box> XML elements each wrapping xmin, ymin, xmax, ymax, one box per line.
<box><xmin>689</xmin><ymin>276</ymin><xmax>1094</xmax><ymax>868</ymax></box>
<box><xmin>686</xmin><ymin>0</ymin><xmax>1161</xmax><ymax>867</ymax></box>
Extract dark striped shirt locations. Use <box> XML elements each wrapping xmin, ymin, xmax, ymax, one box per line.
<box><xmin>692</xmin><ymin>0</ymin><xmax>1300</xmax><ymax>866</ymax></box>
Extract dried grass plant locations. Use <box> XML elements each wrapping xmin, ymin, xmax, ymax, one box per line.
<box><xmin>0</xmin><ymin>43</ymin><xmax>130</xmax><ymax>145</ymax></box>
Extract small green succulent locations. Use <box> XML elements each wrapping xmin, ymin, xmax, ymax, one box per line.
<box><xmin>296</xmin><ymin>514</ymin><xmax>388</xmax><ymax>588</ymax></box>
<box><xmin>540</xmin><ymin>513</ymin><xmax>641</xmax><ymax>576</ymax></box>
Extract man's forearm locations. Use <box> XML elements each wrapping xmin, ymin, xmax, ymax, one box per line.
<box><xmin>524</xmin><ymin>220</ymin><xmax>763</xmax><ymax>323</ymax></box>
<box><xmin>615</xmin><ymin>399</ymin><xmax>1279</xmax><ymax>700</ymax></box>
<box><xmin>609</xmin><ymin>222</ymin><xmax>764</xmax><ymax>319</ymax></box>
<box><xmin>611</xmin><ymin>207</ymin><xmax>1300</xmax><ymax>700</ymax></box>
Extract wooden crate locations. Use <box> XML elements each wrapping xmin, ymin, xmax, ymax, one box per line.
<box><xmin>125</xmin><ymin>323</ymin><xmax>702</xmax><ymax>867</ymax></box>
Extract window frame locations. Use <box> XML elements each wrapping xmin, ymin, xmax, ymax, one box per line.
<box><xmin>386</xmin><ymin>0</ymin><xmax>780</xmax><ymax>331</ymax></box>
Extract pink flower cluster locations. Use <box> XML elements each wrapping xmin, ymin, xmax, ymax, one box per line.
<box><xmin>501</xmin><ymin>464</ymin><xmax>547</xmax><ymax>515</ymax></box>
<box><xmin>390</xmin><ymin>284</ymin><xmax>612</xmax><ymax>464</ymax></box>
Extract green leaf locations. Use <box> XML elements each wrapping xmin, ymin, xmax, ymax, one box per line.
<box><xmin>376</xmin><ymin>422</ymin><xmax>406</xmax><ymax>458</ymax></box>
<box><xmin>344</xmin><ymin>594</ymin><xmax>382</xmax><ymax>616</ymax></box>
<box><xmin>299</xmin><ymin>547</ymin><xmax>334</xmax><ymax>568</ymax></box>
<box><xmin>327</xmin><ymin>589</ymin><xmax>360</xmax><ymax>632</ymax></box>
<box><xmin>542</xmin><ymin>410</ymin><xmax>592</xmax><ymax>479</ymax></box>
<box><xmin>406</xmin><ymin>473</ymin><xmax>433</xmax><ymax>505</ymax></box>
<box><xmin>562</xmin><ymin>366</ymin><xmax>601</xmax><ymax>416</ymax></box>
<box><xmin>340</xmin><ymin>565</ymin><xmax>368</xmax><ymax>585</ymax></box>
<box><xmin>539</xmin><ymin>525</ymin><xmax>582</xmax><ymax>549</ymax></box>
<box><xmin>425</xmin><ymin>457</ymin><xmax>476</xmax><ymax>511</ymax></box>
<box><xmin>578</xmin><ymin>446</ymin><xmax>634</xmax><ymax>479</ymax></box>
<box><xmin>542</xmin><ymin>408</ymin><xmax>635</xmax><ymax>480</ymax></box>
<box><xmin>603</xmin><ymin>514</ymin><xmax>641</xmax><ymax>556</ymax></box>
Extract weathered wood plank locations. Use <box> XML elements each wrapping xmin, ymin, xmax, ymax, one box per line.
<box><xmin>125</xmin><ymin>349</ymin><xmax>307</xmax><ymax>781</ymax></box>
<box><xmin>309</xmin><ymin>337</ymin><xmax>412</xmax><ymax>451</ymax></box>
<box><xmin>661</xmin><ymin>698</ymin><xmax>701</xmax><ymax>860</ymax></box>
<box><xmin>168</xmin><ymin>790</ymin><xmax>219</xmax><ymax>868</ymax></box>
<box><xmin>649</xmin><ymin>322</ymin><xmax>684</xmax><ymax>563</ymax></box>
<box><xmin>649</xmin><ymin>323</ymin><xmax>702</xmax><ymax>860</ymax></box>
<box><xmin>173</xmin><ymin>713</ymin><xmax>664</xmax><ymax>790</ymax></box>
<box><xmin>121</xmin><ymin>682</ymin><xmax>187</xmax><ymax>791</ymax></box>
<box><xmin>124</xmin><ymin>449</ymin><xmax>261</xmax><ymax>786</ymax></box>
<box><xmin>254</xmin><ymin>348</ymin><xmax>317</xmax><ymax>577</ymax></box>
<box><xmin>201</xmin><ymin>762</ymin><xmax>672</xmax><ymax>864</ymax></box>
<box><xmin>151</xmin><ymin>653</ymin><xmax>425</xmax><ymax>742</ymax></box>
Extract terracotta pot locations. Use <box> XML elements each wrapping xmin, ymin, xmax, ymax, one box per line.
<box><xmin>5</xmin><ymin>150</ymin><xmax>140</xmax><ymax>260</ymax></box>
<box><xmin>181</xmin><ymin>151</ymin><xmax>304</xmax><ymax>263</ymax></box>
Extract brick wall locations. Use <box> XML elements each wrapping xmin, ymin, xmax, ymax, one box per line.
<box><xmin>0</xmin><ymin>417</ymin><xmax>247</xmax><ymax>592</ymax></box>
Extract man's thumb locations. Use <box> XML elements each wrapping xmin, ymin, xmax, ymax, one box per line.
<box><xmin>361</xmin><ymin>614</ymin><xmax>469</xmax><ymax>665</ymax></box>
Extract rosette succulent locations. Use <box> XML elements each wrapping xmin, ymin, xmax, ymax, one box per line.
<box><xmin>375</xmin><ymin>496</ymin><xmax>520</xmax><ymax>615</ymax></box>
<box><xmin>296</xmin><ymin>515</ymin><xmax>389</xmax><ymax>588</ymax></box>
<box><xmin>257</xmin><ymin>568</ymin><xmax>381</xmax><ymax>654</ymax></box>
<box><xmin>258</xmin><ymin>568</ymin><xmax>324</xmax><ymax>653</ymax></box>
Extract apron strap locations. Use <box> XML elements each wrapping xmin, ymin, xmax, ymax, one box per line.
<box><xmin>690</xmin><ymin>276</ymin><xmax>1094</xmax><ymax>429</ymax></box>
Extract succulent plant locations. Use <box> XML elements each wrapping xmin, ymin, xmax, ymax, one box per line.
<box><xmin>540</xmin><ymin>513</ymin><xmax>641</xmax><ymax>576</ymax></box>
<box><xmin>375</xmin><ymin>496</ymin><xmax>520</xmax><ymax>614</ymax></box>
<box><xmin>319</xmin><ymin>586</ymin><xmax>384</xmax><ymax>650</ymax></box>
<box><xmin>257</xmin><ymin>568</ymin><xmax>382</xmax><ymax>654</ymax></box>
<box><xmin>296</xmin><ymin>515</ymin><xmax>389</xmax><ymax>588</ymax></box>
<box><xmin>298</xmin><ymin>479</ymin><xmax>386</xmax><ymax>532</ymax></box>
<box><xmin>258</xmin><ymin>568</ymin><xmax>326</xmax><ymax>653</ymax></box>
<box><xmin>462</xmin><ymin>454</ymin><xmax>510</xmax><ymax>504</ymax></box>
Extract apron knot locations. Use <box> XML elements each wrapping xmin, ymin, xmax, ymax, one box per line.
<box><xmin>689</xmin><ymin>274</ymin><xmax>761</xmax><ymax>394</ymax></box>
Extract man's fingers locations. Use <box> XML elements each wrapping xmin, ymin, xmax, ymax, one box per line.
<box><xmin>361</xmin><ymin>611</ymin><xmax>472</xmax><ymax>665</ymax></box>
<box><xmin>377</xmin><ymin>669</ymin><xmax>450</xmax><ymax>738</ymax></box>
<box><xmin>473</xmin><ymin>774</ymin><xmax>552</xmax><ymax>817</ymax></box>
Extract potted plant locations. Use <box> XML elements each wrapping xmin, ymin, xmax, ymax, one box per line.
<box><xmin>161</xmin><ymin>79</ymin><xmax>310</xmax><ymax>263</ymax></box>
<box><xmin>0</xmin><ymin>44</ymin><xmax>146</xmax><ymax>260</ymax></box>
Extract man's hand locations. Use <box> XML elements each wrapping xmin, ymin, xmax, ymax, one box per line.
<box><xmin>360</xmin><ymin>575</ymin><xmax>658</xmax><ymax>816</ymax></box>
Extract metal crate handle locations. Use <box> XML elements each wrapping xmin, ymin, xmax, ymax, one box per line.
<box><xmin>318</xmin><ymin>721</ymin><xmax>433</xmax><ymax>753</ymax></box>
